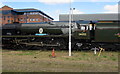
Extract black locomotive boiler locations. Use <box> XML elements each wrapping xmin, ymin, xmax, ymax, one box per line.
<box><xmin>1</xmin><ymin>21</ymin><xmax>120</xmax><ymax>50</ymax></box>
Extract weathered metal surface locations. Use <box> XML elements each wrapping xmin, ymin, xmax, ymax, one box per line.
<box><xmin>95</xmin><ymin>22</ymin><xmax>120</xmax><ymax>42</ymax></box>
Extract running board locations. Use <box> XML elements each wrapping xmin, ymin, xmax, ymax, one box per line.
<box><xmin>20</xmin><ymin>42</ymin><xmax>60</xmax><ymax>47</ymax></box>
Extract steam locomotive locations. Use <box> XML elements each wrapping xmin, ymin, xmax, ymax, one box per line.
<box><xmin>1</xmin><ymin>20</ymin><xmax>120</xmax><ymax>50</ymax></box>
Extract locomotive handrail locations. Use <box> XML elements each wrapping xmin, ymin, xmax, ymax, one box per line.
<box><xmin>1</xmin><ymin>35</ymin><xmax>68</xmax><ymax>37</ymax></box>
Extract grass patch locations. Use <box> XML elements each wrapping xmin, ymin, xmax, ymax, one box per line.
<box><xmin>103</xmin><ymin>55</ymin><xmax>107</xmax><ymax>58</ymax></box>
<box><xmin>16</xmin><ymin>52</ymin><xmax>34</xmax><ymax>55</ymax></box>
<box><xmin>82</xmin><ymin>53</ymin><xmax>87</xmax><ymax>56</ymax></box>
<box><xmin>2</xmin><ymin>49</ymin><xmax>118</xmax><ymax>72</ymax></box>
<box><xmin>111</xmin><ymin>58</ymin><xmax>117</xmax><ymax>61</ymax></box>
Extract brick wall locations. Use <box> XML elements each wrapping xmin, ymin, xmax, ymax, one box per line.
<box><xmin>0</xmin><ymin>6</ymin><xmax>14</xmax><ymax>25</ymax></box>
<box><xmin>0</xmin><ymin>6</ymin><xmax>13</xmax><ymax>11</ymax></box>
<box><xmin>0</xmin><ymin>6</ymin><xmax>53</xmax><ymax>25</ymax></box>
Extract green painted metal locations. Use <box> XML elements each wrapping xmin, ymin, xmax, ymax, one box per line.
<box><xmin>73</xmin><ymin>30</ymin><xmax>90</xmax><ymax>39</ymax></box>
<box><xmin>95</xmin><ymin>22</ymin><xmax>120</xmax><ymax>42</ymax></box>
<box><xmin>21</xmin><ymin>28</ymin><xmax>63</xmax><ymax>35</ymax></box>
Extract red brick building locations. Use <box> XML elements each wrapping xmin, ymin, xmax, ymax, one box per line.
<box><xmin>0</xmin><ymin>5</ymin><xmax>54</xmax><ymax>25</ymax></box>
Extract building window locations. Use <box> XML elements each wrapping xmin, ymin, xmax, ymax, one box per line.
<box><xmin>40</xmin><ymin>19</ymin><xmax>43</xmax><ymax>22</ymax></box>
<box><xmin>33</xmin><ymin>19</ymin><xmax>35</xmax><ymax>21</ymax></box>
<box><xmin>20</xmin><ymin>18</ymin><xmax>23</xmax><ymax>21</ymax></box>
<box><xmin>30</xmin><ymin>12</ymin><xmax>33</xmax><ymax>15</ymax></box>
<box><xmin>30</xmin><ymin>18</ymin><xmax>39</xmax><ymax>21</ymax></box>
<box><xmin>35</xmin><ymin>12</ymin><xmax>39</xmax><ymax>15</ymax></box>
<box><xmin>8</xmin><ymin>20</ymin><xmax>10</xmax><ymax>23</ymax></box>
<box><xmin>24</xmin><ymin>13</ymin><xmax>27</xmax><ymax>15</ymax></box>
<box><xmin>27</xmin><ymin>12</ymin><xmax>39</xmax><ymax>15</ymax></box>
<box><xmin>36</xmin><ymin>19</ymin><xmax>38</xmax><ymax>21</ymax></box>
<box><xmin>8</xmin><ymin>16</ymin><xmax>10</xmax><ymax>18</ymax></box>
<box><xmin>30</xmin><ymin>19</ymin><xmax>32</xmax><ymax>21</ymax></box>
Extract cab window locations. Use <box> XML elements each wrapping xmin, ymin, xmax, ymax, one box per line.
<box><xmin>80</xmin><ymin>25</ymin><xmax>88</xmax><ymax>30</ymax></box>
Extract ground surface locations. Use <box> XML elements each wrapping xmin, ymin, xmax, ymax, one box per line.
<box><xmin>2</xmin><ymin>49</ymin><xmax>119</xmax><ymax>72</ymax></box>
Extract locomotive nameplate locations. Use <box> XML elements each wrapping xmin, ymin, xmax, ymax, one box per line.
<box><xmin>79</xmin><ymin>33</ymin><xmax>87</xmax><ymax>36</ymax></box>
<box><xmin>39</xmin><ymin>28</ymin><xmax>43</xmax><ymax>33</ymax></box>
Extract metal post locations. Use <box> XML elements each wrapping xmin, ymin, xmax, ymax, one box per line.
<box><xmin>69</xmin><ymin>2</ymin><xmax>72</xmax><ymax>56</ymax></box>
<box><xmin>72</xmin><ymin>8</ymin><xmax>75</xmax><ymax>21</ymax></box>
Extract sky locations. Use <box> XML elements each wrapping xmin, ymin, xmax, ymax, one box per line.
<box><xmin>0</xmin><ymin>0</ymin><xmax>119</xmax><ymax>21</ymax></box>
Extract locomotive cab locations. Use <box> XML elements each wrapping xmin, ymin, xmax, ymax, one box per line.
<box><xmin>89</xmin><ymin>21</ymin><xmax>96</xmax><ymax>40</ymax></box>
<box><xmin>73</xmin><ymin>21</ymin><xmax>96</xmax><ymax>41</ymax></box>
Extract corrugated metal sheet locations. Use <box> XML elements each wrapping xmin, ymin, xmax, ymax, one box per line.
<box><xmin>59</xmin><ymin>14</ymin><xmax>118</xmax><ymax>21</ymax></box>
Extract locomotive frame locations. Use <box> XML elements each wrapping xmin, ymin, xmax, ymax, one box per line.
<box><xmin>1</xmin><ymin>21</ymin><xmax>120</xmax><ymax>51</ymax></box>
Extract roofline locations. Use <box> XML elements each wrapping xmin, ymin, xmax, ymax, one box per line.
<box><xmin>13</xmin><ymin>9</ymin><xmax>54</xmax><ymax>20</ymax></box>
<box><xmin>59</xmin><ymin>13</ymin><xmax>118</xmax><ymax>15</ymax></box>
